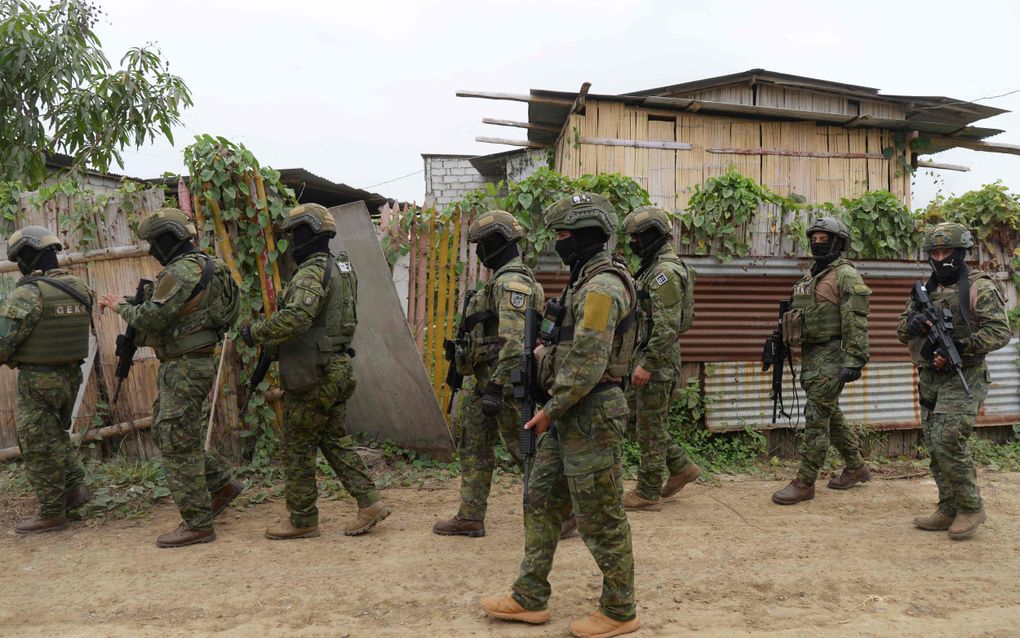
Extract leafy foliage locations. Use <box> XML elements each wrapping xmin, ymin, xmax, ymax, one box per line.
<box><xmin>683</xmin><ymin>167</ymin><xmax>782</xmax><ymax>260</ymax></box>
<box><xmin>0</xmin><ymin>0</ymin><xmax>192</xmax><ymax>186</ymax></box>
<box><xmin>918</xmin><ymin>181</ymin><xmax>1020</xmax><ymax>251</ymax></box>
<box><xmin>822</xmin><ymin>190</ymin><xmax>918</xmax><ymax>259</ymax></box>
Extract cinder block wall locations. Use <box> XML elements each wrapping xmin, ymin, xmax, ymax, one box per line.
<box><xmin>423</xmin><ymin>155</ymin><xmax>494</xmax><ymax>210</ymax></box>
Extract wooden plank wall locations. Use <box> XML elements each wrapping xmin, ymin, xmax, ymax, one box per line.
<box><xmin>554</xmin><ymin>101</ymin><xmax>914</xmax><ymax>258</ymax></box>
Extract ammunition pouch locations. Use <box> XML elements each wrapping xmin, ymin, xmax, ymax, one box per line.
<box><xmin>781</xmin><ymin>308</ymin><xmax>804</xmax><ymax>347</ymax></box>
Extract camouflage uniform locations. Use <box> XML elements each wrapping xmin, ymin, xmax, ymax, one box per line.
<box><xmin>627</xmin><ymin>243</ymin><xmax>696</xmax><ymax>500</ymax></box>
<box><xmin>116</xmin><ymin>251</ymin><xmax>235</xmax><ymax>531</ymax></box>
<box><xmin>787</xmin><ymin>256</ymin><xmax>871</xmax><ymax>483</ymax></box>
<box><xmin>249</xmin><ymin>251</ymin><xmax>381</xmax><ymax>529</ymax></box>
<box><xmin>0</xmin><ymin>269</ymin><xmax>90</xmax><ymax>519</ymax></box>
<box><xmin>456</xmin><ymin>256</ymin><xmax>543</xmax><ymax>521</ymax></box>
<box><xmin>897</xmin><ymin>267</ymin><xmax>1010</xmax><ymax>517</ymax></box>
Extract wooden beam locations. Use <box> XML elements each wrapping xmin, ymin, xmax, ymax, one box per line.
<box><xmin>579</xmin><ymin>136</ymin><xmax>693</xmax><ymax>151</ymax></box>
<box><xmin>573</xmin><ymin>81</ymin><xmax>592</xmax><ymax>114</ymax></box>
<box><xmin>482</xmin><ymin>118</ymin><xmax>560</xmax><ymax>133</ymax></box>
<box><xmin>706</xmin><ymin>147</ymin><xmax>885</xmax><ymax>160</ymax></box>
<box><xmin>928</xmin><ymin>136</ymin><xmax>1020</xmax><ymax>157</ymax></box>
<box><xmin>915</xmin><ymin>160</ymin><xmax>970</xmax><ymax>172</ymax></box>
<box><xmin>0</xmin><ymin>417</ymin><xmax>154</xmax><ymax>462</ymax></box>
<box><xmin>457</xmin><ymin>90</ymin><xmax>575</xmax><ymax>107</ymax></box>
<box><xmin>475</xmin><ymin>136</ymin><xmax>550</xmax><ymax>149</ymax></box>
<box><xmin>0</xmin><ymin>244</ymin><xmax>147</xmax><ymax>274</ymax></box>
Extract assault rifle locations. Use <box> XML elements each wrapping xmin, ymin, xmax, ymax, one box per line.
<box><xmin>511</xmin><ymin>308</ymin><xmax>541</xmax><ymax>506</ymax></box>
<box><xmin>239</xmin><ymin>347</ymin><xmax>273</xmax><ymax>421</ymax></box>
<box><xmin>912</xmin><ymin>282</ymin><xmax>973</xmax><ymax>398</ymax></box>
<box><xmin>761</xmin><ymin>300</ymin><xmax>794</xmax><ymax>423</ymax></box>
<box><xmin>112</xmin><ymin>278</ymin><xmax>151</xmax><ymax>403</ymax></box>
<box><xmin>443</xmin><ymin>290</ymin><xmax>477</xmax><ymax>413</ymax></box>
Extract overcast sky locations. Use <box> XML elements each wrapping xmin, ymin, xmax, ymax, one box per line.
<box><xmin>98</xmin><ymin>0</ymin><xmax>1020</xmax><ymax>209</ymax></box>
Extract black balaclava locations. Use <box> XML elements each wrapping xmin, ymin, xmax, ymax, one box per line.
<box><xmin>149</xmin><ymin>231</ymin><xmax>194</xmax><ymax>266</ymax></box>
<box><xmin>291</xmin><ymin>224</ymin><xmax>331</xmax><ymax>264</ymax></box>
<box><xmin>930</xmin><ymin>247</ymin><xmax>967</xmax><ymax>286</ymax></box>
<box><xmin>15</xmin><ymin>247</ymin><xmax>59</xmax><ymax>275</ymax></box>
<box><xmin>476</xmin><ymin>234</ymin><xmax>519</xmax><ymax>270</ymax></box>
<box><xmin>629</xmin><ymin>227</ymin><xmax>668</xmax><ymax>266</ymax></box>
<box><xmin>809</xmin><ymin>233</ymin><xmax>844</xmax><ymax>275</ymax></box>
<box><xmin>556</xmin><ymin>227</ymin><xmax>608</xmax><ymax>281</ymax></box>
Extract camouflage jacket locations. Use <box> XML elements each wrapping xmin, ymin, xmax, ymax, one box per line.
<box><xmin>250</xmin><ymin>252</ymin><xmax>334</xmax><ymax>345</ymax></box>
<box><xmin>543</xmin><ymin>251</ymin><xmax>632</xmax><ymax>420</ymax></box>
<box><xmin>633</xmin><ymin>244</ymin><xmax>691</xmax><ymax>375</ymax></box>
<box><xmin>116</xmin><ymin>252</ymin><xmax>208</xmax><ymax>337</ymax></box>
<box><xmin>896</xmin><ymin>270</ymin><xmax>1011</xmax><ymax>368</ymax></box>
<box><xmin>0</xmin><ymin>268</ymin><xmax>93</xmax><ymax>364</ymax></box>
<box><xmin>790</xmin><ymin>257</ymin><xmax>871</xmax><ymax>369</ymax></box>
<box><xmin>469</xmin><ymin>257</ymin><xmax>544</xmax><ymax>389</ymax></box>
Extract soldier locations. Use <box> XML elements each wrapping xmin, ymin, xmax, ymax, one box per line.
<box><xmin>898</xmin><ymin>222</ymin><xmax>1010</xmax><ymax>540</ymax></box>
<box><xmin>480</xmin><ymin>193</ymin><xmax>641</xmax><ymax>638</ymax></box>
<box><xmin>620</xmin><ymin>206</ymin><xmax>701</xmax><ymax>511</ymax></box>
<box><xmin>99</xmin><ymin>208</ymin><xmax>243</xmax><ymax>547</ymax></box>
<box><xmin>1</xmin><ymin>227</ymin><xmax>94</xmax><ymax>533</ymax></box>
<box><xmin>432</xmin><ymin>210</ymin><xmax>543</xmax><ymax>538</ymax></box>
<box><xmin>240</xmin><ymin>203</ymin><xmax>390</xmax><ymax>540</ymax></box>
<box><xmin>772</xmin><ymin>217</ymin><xmax>872</xmax><ymax>505</ymax></box>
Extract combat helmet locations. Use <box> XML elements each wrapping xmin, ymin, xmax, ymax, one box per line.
<box><xmin>6</xmin><ymin>226</ymin><xmax>62</xmax><ymax>262</ymax></box>
<box><xmin>805</xmin><ymin>216</ymin><xmax>851</xmax><ymax>242</ymax></box>
<box><xmin>622</xmin><ymin>206</ymin><xmax>672</xmax><ymax>236</ymax></box>
<box><xmin>467</xmin><ymin>210</ymin><xmax>524</xmax><ymax>244</ymax></box>
<box><xmin>545</xmin><ymin>193</ymin><xmax>617</xmax><ymax>234</ymax></box>
<box><xmin>137</xmin><ymin>208</ymin><xmax>197</xmax><ymax>241</ymax></box>
<box><xmin>922</xmin><ymin>222</ymin><xmax>974</xmax><ymax>252</ymax></box>
<box><xmin>282</xmin><ymin>203</ymin><xmax>336</xmax><ymax>237</ymax></box>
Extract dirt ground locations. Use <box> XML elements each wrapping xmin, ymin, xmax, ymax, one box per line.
<box><xmin>3</xmin><ymin>471</ymin><xmax>1020</xmax><ymax>638</ymax></box>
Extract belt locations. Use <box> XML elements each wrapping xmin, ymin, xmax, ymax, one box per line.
<box><xmin>17</xmin><ymin>362</ymin><xmax>80</xmax><ymax>371</ymax></box>
<box><xmin>164</xmin><ymin>349</ymin><xmax>216</xmax><ymax>361</ymax></box>
<box><xmin>590</xmin><ymin>380</ymin><xmax>624</xmax><ymax>394</ymax></box>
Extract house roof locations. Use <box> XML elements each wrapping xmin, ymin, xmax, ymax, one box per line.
<box><xmin>497</xmin><ymin>69</ymin><xmax>1012</xmax><ymax>154</ymax></box>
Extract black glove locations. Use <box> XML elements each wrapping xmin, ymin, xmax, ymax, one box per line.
<box><xmin>480</xmin><ymin>382</ymin><xmax>503</xmax><ymax>417</ymax></box>
<box><xmin>240</xmin><ymin>324</ymin><xmax>255</xmax><ymax>347</ymax></box>
<box><xmin>838</xmin><ymin>367</ymin><xmax>862</xmax><ymax>383</ymax></box>
<box><xmin>906</xmin><ymin>312</ymin><xmax>930</xmax><ymax>336</ymax></box>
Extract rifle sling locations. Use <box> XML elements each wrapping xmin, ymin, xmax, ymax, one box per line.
<box><xmin>20</xmin><ymin>275</ymin><xmax>91</xmax><ymax>309</ymax></box>
<box><xmin>463</xmin><ymin>309</ymin><xmax>495</xmax><ymax>331</ymax></box>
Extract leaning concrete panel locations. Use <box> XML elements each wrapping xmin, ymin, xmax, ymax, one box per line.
<box><xmin>329</xmin><ymin>202</ymin><xmax>454</xmax><ymax>460</ymax></box>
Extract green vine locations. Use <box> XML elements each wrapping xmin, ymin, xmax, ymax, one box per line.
<box><xmin>821</xmin><ymin>190</ymin><xmax>918</xmax><ymax>259</ymax></box>
<box><xmin>683</xmin><ymin>168</ymin><xmax>782</xmax><ymax>260</ymax></box>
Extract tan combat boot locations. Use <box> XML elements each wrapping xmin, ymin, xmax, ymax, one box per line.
<box><xmin>826</xmin><ymin>464</ymin><xmax>872</xmax><ymax>490</ymax></box>
<box><xmin>156</xmin><ymin>522</ymin><xmax>216</xmax><ymax>548</ymax></box>
<box><xmin>913</xmin><ymin>510</ymin><xmax>954</xmax><ymax>531</ymax></box>
<box><xmin>344</xmin><ymin>499</ymin><xmax>390</xmax><ymax>536</ymax></box>
<box><xmin>661</xmin><ymin>462</ymin><xmax>701</xmax><ymax>498</ymax></box>
<box><xmin>771</xmin><ymin>479</ymin><xmax>815</xmax><ymax>505</ymax></box>
<box><xmin>560</xmin><ymin>515</ymin><xmax>578</xmax><ymax>539</ymax></box>
<box><xmin>265</xmin><ymin>518</ymin><xmax>320</xmax><ymax>540</ymax></box>
<box><xmin>480</xmin><ymin>595</ymin><xmax>550</xmax><ymax>624</ymax></box>
<box><xmin>210</xmin><ymin>479</ymin><xmax>244</xmax><ymax>518</ymax></box>
<box><xmin>64</xmin><ymin>485</ymin><xmax>94</xmax><ymax>511</ymax></box>
<box><xmin>432</xmin><ymin>515</ymin><xmax>485</xmax><ymax>537</ymax></box>
<box><xmin>569</xmin><ymin>610</ymin><xmax>641</xmax><ymax>638</ymax></box>
<box><xmin>948</xmin><ymin>508</ymin><xmax>987</xmax><ymax>540</ymax></box>
<box><xmin>15</xmin><ymin>516</ymin><xmax>69</xmax><ymax>535</ymax></box>
<box><xmin>623</xmin><ymin>490</ymin><xmax>662</xmax><ymax>511</ymax></box>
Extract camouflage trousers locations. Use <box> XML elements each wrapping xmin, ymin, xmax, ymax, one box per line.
<box><xmin>796</xmin><ymin>342</ymin><xmax>863</xmax><ymax>483</ymax></box>
<box><xmin>282</xmin><ymin>353</ymin><xmax>380</xmax><ymax>529</ymax></box>
<box><xmin>919</xmin><ymin>363</ymin><xmax>990</xmax><ymax>515</ymax></box>
<box><xmin>152</xmin><ymin>356</ymin><xmax>233</xmax><ymax>531</ymax></box>
<box><xmin>456</xmin><ymin>388</ymin><xmax>523</xmax><ymax>521</ymax></box>
<box><xmin>15</xmin><ymin>365</ymin><xmax>86</xmax><ymax>519</ymax></box>
<box><xmin>626</xmin><ymin>378</ymin><xmax>692</xmax><ymax>500</ymax></box>
<box><xmin>512</xmin><ymin>387</ymin><xmax>636</xmax><ymax>622</ymax></box>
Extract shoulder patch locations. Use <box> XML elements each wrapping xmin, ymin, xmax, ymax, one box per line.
<box><xmin>302</xmin><ymin>293</ymin><xmax>316</xmax><ymax>307</ymax></box>
<box><xmin>579</xmin><ymin>291</ymin><xmax>612</xmax><ymax>332</ymax></box>
<box><xmin>337</xmin><ymin>260</ymin><xmax>352</xmax><ymax>273</ymax></box>
<box><xmin>654</xmin><ymin>272</ymin><xmax>669</xmax><ymax>287</ymax></box>
<box><xmin>509</xmin><ymin>291</ymin><xmax>526</xmax><ymax>308</ymax></box>
<box><xmin>851</xmin><ymin>283</ymin><xmax>871</xmax><ymax>295</ymax></box>
<box><xmin>151</xmin><ymin>273</ymin><xmax>183</xmax><ymax>304</ymax></box>
<box><xmin>506</xmin><ymin>281</ymin><xmax>530</xmax><ymax>294</ymax></box>
<box><xmin>1</xmin><ymin>303</ymin><xmax>29</xmax><ymax>320</ymax></box>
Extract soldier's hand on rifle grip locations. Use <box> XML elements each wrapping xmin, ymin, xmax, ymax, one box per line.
<box><xmin>480</xmin><ymin>382</ymin><xmax>503</xmax><ymax>417</ymax></box>
<box><xmin>906</xmin><ymin>312</ymin><xmax>931</xmax><ymax>336</ymax></box>
<box><xmin>525</xmin><ymin>409</ymin><xmax>551</xmax><ymax>434</ymax></box>
<box><xmin>838</xmin><ymin>367</ymin><xmax>862</xmax><ymax>383</ymax></box>
<box><xmin>933</xmin><ymin>351</ymin><xmax>948</xmax><ymax>370</ymax></box>
<box><xmin>630</xmin><ymin>364</ymin><xmax>651</xmax><ymax>387</ymax></box>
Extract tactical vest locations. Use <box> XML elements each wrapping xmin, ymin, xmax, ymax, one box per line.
<box><xmin>636</xmin><ymin>253</ymin><xmax>695</xmax><ymax>347</ymax></box>
<box><xmin>466</xmin><ymin>262</ymin><xmax>539</xmax><ymax>370</ymax></box>
<box><xmin>150</xmin><ymin>254</ymin><xmax>237</xmax><ymax>359</ymax></box>
<box><xmin>788</xmin><ymin>261</ymin><xmax>847</xmax><ymax>344</ymax></box>
<box><xmin>279</xmin><ymin>252</ymin><xmax>358</xmax><ymax>392</ymax></box>
<box><xmin>909</xmin><ymin>270</ymin><xmax>993</xmax><ymax>368</ymax></box>
<box><xmin>549</xmin><ymin>255</ymin><xmax>638</xmax><ymax>380</ymax></box>
<box><xmin>10</xmin><ymin>271</ymin><xmax>91</xmax><ymax>365</ymax></box>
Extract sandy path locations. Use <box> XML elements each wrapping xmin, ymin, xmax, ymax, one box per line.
<box><xmin>2</xmin><ymin>472</ymin><xmax>1019</xmax><ymax>637</ymax></box>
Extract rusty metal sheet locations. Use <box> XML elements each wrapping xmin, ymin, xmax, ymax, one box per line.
<box><xmin>329</xmin><ymin>202</ymin><xmax>454</xmax><ymax>460</ymax></box>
